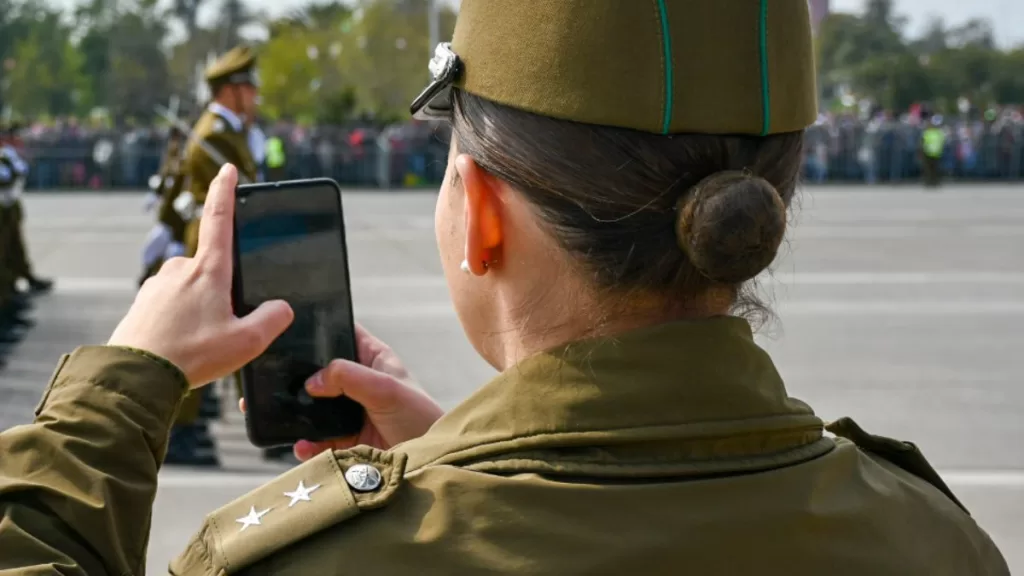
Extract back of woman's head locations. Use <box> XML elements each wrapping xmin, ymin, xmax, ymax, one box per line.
<box><xmin>451</xmin><ymin>88</ymin><xmax>802</xmax><ymax>318</ymax></box>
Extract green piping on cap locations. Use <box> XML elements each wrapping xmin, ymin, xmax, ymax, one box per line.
<box><xmin>758</xmin><ymin>0</ymin><xmax>771</xmax><ymax>136</ymax></box>
<box><xmin>655</xmin><ymin>0</ymin><xmax>674</xmax><ymax>134</ymax></box>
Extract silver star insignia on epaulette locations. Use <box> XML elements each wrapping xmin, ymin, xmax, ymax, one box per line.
<box><xmin>236</xmin><ymin>505</ymin><xmax>272</xmax><ymax>532</ymax></box>
<box><xmin>284</xmin><ymin>481</ymin><xmax>321</xmax><ymax>508</ymax></box>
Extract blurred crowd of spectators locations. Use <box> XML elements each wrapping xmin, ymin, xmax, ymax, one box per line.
<box><xmin>9</xmin><ymin>106</ymin><xmax>1024</xmax><ymax>191</ymax></box>
<box><xmin>805</xmin><ymin>106</ymin><xmax>1024</xmax><ymax>184</ymax></box>
<box><xmin>13</xmin><ymin>119</ymin><xmax>450</xmax><ymax>190</ymax></box>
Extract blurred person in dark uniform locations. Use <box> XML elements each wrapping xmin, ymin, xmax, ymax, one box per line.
<box><xmin>0</xmin><ymin>121</ymin><xmax>46</xmax><ymax>370</ymax></box>
<box><xmin>139</xmin><ymin>126</ymin><xmax>187</xmax><ymax>287</ymax></box>
<box><xmin>1</xmin><ymin>122</ymin><xmax>53</xmax><ymax>295</ymax></box>
<box><xmin>0</xmin><ymin>127</ymin><xmax>32</xmax><ymax>369</ymax></box>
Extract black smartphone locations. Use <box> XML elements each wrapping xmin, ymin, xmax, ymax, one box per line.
<box><xmin>232</xmin><ymin>178</ymin><xmax>365</xmax><ymax>448</ymax></box>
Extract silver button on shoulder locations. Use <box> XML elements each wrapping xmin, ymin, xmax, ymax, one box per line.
<box><xmin>344</xmin><ymin>464</ymin><xmax>382</xmax><ymax>492</ymax></box>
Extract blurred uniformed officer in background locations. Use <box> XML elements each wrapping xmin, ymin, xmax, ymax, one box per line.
<box><xmin>0</xmin><ymin>122</ymin><xmax>52</xmax><ymax>296</ymax></box>
<box><xmin>0</xmin><ymin>121</ymin><xmax>46</xmax><ymax>370</ymax></box>
<box><xmin>139</xmin><ymin>126</ymin><xmax>188</xmax><ymax>287</ymax></box>
<box><xmin>0</xmin><ymin>2</ymin><xmax>1010</xmax><ymax>574</ymax></box>
<box><xmin>0</xmin><ymin>127</ymin><xmax>27</xmax><ymax>368</ymax></box>
<box><xmin>166</xmin><ymin>46</ymin><xmax>261</xmax><ymax>467</ymax></box>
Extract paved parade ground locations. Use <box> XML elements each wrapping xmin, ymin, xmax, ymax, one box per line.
<box><xmin>2</xmin><ymin>184</ymin><xmax>1024</xmax><ymax>573</ymax></box>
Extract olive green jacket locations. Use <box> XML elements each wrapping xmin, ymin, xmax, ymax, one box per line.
<box><xmin>0</xmin><ymin>318</ymin><xmax>1010</xmax><ymax>575</ymax></box>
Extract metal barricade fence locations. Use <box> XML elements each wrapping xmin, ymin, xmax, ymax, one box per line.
<box><xmin>19</xmin><ymin>141</ymin><xmax>452</xmax><ymax>190</ymax></box>
<box><xmin>18</xmin><ymin>130</ymin><xmax>1024</xmax><ymax>191</ymax></box>
<box><xmin>801</xmin><ymin>123</ymin><xmax>1024</xmax><ymax>184</ymax></box>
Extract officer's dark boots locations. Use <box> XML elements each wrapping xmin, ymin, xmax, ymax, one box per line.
<box><xmin>199</xmin><ymin>386</ymin><xmax>222</xmax><ymax>420</ymax></box>
<box><xmin>26</xmin><ymin>276</ymin><xmax>54</xmax><ymax>294</ymax></box>
<box><xmin>165</xmin><ymin>424</ymin><xmax>220</xmax><ymax>467</ymax></box>
<box><xmin>0</xmin><ymin>299</ymin><xmax>29</xmax><ymax>344</ymax></box>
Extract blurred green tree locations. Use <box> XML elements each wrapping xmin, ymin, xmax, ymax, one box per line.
<box><xmin>4</xmin><ymin>7</ymin><xmax>90</xmax><ymax>117</ymax></box>
<box><xmin>816</xmin><ymin>1</ymin><xmax>1024</xmax><ymax>112</ymax></box>
<box><xmin>258</xmin><ymin>0</ymin><xmax>456</xmax><ymax>124</ymax></box>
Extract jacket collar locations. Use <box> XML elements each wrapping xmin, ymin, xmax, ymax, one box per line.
<box><xmin>400</xmin><ymin>316</ymin><xmax>826</xmax><ymax>472</ymax></box>
<box><xmin>208</xmin><ymin>102</ymin><xmax>244</xmax><ymax>132</ymax></box>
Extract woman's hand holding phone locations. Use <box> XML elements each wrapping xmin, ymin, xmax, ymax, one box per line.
<box><xmin>241</xmin><ymin>320</ymin><xmax>445</xmax><ymax>461</ymax></box>
<box><xmin>112</xmin><ymin>162</ymin><xmax>444</xmax><ymax>456</ymax></box>
<box><xmin>108</xmin><ymin>164</ymin><xmax>294</xmax><ymax>387</ymax></box>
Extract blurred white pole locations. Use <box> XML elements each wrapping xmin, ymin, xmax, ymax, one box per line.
<box><xmin>428</xmin><ymin>0</ymin><xmax>440</xmax><ymax>51</ymax></box>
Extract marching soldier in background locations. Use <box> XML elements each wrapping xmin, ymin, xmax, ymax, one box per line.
<box><xmin>0</xmin><ymin>121</ymin><xmax>44</xmax><ymax>370</ymax></box>
<box><xmin>0</xmin><ymin>122</ymin><xmax>52</xmax><ymax>295</ymax></box>
<box><xmin>0</xmin><ymin>128</ymin><xmax>25</xmax><ymax>369</ymax></box>
<box><xmin>138</xmin><ymin>126</ymin><xmax>188</xmax><ymax>287</ymax></box>
<box><xmin>166</xmin><ymin>46</ymin><xmax>261</xmax><ymax>467</ymax></box>
<box><xmin>0</xmin><ymin>145</ymin><xmax>16</xmax><ymax>371</ymax></box>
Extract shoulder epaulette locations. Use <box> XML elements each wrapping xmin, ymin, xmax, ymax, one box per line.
<box><xmin>171</xmin><ymin>446</ymin><xmax>406</xmax><ymax>574</ymax></box>
<box><xmin>826</xmin><ymin>417</ymin><xmax>968</xmax><ymax>514</ymax></box>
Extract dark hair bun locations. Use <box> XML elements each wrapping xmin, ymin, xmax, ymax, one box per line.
<box><xmin>675</xmin><ymin>171</ymin><xmax>787</xmax><ymax>284</ymax></box>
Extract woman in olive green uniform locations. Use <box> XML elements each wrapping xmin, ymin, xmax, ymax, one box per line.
<box><xmin>0</xmin><ymin>1</ymin><xmax>1010</xmax><ymax>575</ymax></box>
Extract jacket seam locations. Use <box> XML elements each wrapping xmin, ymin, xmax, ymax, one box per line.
<box><xmin>460</xmin><ymin>437</ymin><xmax>836</xmax><ymax>475</ymax></box>
<box><xmin>406</xmin><ymin>419</ymin><xmax>824</xmax><ymax>473</ymax></box>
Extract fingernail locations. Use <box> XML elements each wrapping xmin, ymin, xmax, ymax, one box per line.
<box><xmin>306</xmin><ymin>372</ymin><xmax>323</xmax><ymax>392</ymax></box>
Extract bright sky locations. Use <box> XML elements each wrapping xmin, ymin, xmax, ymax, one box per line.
<box><xmin>45</xmin><ymin>0</ymin><xmax>1024</xmax><ymax>48</ymax></box>
<box><xmin>832</xmin><ymin>0</ymin><xmax>1024</xmax><ymax>47</ymax></box>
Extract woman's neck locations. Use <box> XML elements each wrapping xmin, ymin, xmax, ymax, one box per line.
<box><xmin>490</xmin><ymin>281</ymin><xmax>734</xmax><ymax>371</ymax></box>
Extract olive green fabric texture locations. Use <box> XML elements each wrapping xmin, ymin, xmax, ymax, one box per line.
<box><xmin>0</xmin><ymin>319</ymin><xmax>1010</xmax><ymax>575</ymax></box>
<box><xmin>0</xmin><ymin>346</ymin><xmax>188</xmax><ymax>575</ymax></box>
<box><xmin>205</xmin><ymin>45</ymin><xmax>257</xmax><ymax>85</ymax></box>
<box><xmin>451</xmin><ymin>0</ymin><xmax>817</xmax><ymax>135</ymax></box>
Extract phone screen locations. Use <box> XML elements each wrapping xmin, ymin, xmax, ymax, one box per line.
<box><xmin>233</xmin><ymin>179</ymin><xmax>364</xmax><ymax>447</ymax></box>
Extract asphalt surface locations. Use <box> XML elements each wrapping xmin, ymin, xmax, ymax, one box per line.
<box><xmin>1</xmin><ymin>184</ymin><xmax>1023</xmax><ymax>574</ymax></box>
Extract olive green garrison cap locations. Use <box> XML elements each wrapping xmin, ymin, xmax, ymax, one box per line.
<box><xmin>411</xmin><ymin>0</ymin><xmax>818</xmax><ymax>136</ymax></box>
<box><xmin>205</xmin><ymin>45</ymin><xmax>260</xmax><ymax>88</ymax></box>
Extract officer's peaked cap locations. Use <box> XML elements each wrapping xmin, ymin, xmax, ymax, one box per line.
<box><xmin>206</xmin><ymin>45</ymin><xmax>260</xmax><ymax>89</ymax></box>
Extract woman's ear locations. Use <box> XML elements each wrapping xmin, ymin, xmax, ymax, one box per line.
<box><xmin>456</xmin><ymin>154</ymin><xmax>503</xmax><ymax>275</ymax></box>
